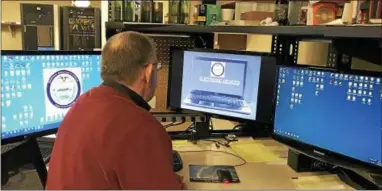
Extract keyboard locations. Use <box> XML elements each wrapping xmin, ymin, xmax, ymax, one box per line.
<box><xmin>172</xmin><ymin>150</ymin><xmax>183</xmax><ymax>172</ymax></box>
<box><xmin>1</xmin><ymin>142</ymin><xmax>22</xmax><ymax>154</ymax></box>
<box><xmin>188</xmin><ymin>90</ymin><xmax>245</xmax><ymax>109</ymax></box>
<box><xmin>38</xmin><ymin>146</ymin><xmax>52</xmax><ymax>163</ymax></box>
<box><xmin>37</xmin><ymin>137</ymin><xmax>55</xmax><ymax>164</ymax></box>
<box><xmin>371</xmin><ymin>174</ymin><xmax>382</xmax><ymax>188</ymax></box>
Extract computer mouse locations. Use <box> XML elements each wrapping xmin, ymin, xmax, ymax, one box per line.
<box><xmin>216</xmin><ymin>169</ymin><xmax>233</xmax><ymax>183</ymax></box>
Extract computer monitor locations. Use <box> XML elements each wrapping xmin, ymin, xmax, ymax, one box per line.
<box><xmin>273</xmin><ymin>65</ymin><xmax>382</xmax><ymax>173</ymax></box>
<box><xmin>168</xmin><ymin>48</ymin><xmax>277</xmax><ymax>123</ymax></box>
<box><xmin>1</xmin><ymin>51</ymin><xmax>102</xmax><ymax>144</ymax></box>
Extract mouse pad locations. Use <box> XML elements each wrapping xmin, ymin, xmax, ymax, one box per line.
<box><xmin>189</xmin><ymin>165</ymin><xmax>240</xmax><ymax>183</ymax></box>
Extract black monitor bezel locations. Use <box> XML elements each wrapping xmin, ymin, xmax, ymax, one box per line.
<box><xmin>272</xmin><ymin>64</ymin><xmax>382</xmax><ymax>174</ymax></box>
<box><xmin>1</xmin><ymin>50</ymin><xmax>101</xmax><ymax>145</ymax></box>
<box><xmin>167</xmin><ymin>48</ymin><xmax>277</xmax><ymax>124</ymax></box>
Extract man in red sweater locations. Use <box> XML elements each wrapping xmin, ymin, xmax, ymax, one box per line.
<box><xmin>46</xmin><ymin>31</ymin><xmax>185</xmax><ymax>190</ymax></box>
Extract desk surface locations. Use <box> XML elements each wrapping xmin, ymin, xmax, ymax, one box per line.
<box><xmin>173</xmin><ymin>137</ymin><xmax>354</xmax><ymax>190</ymax></box>
<box><xmin>42</xmin><ymin>120</ymin><xmax>353</xmax><ymax>189</ymax></box>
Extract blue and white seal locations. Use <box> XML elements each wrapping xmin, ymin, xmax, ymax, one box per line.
<box><xmin>46</xmin><ymin>70</ymin><xmax>81</xmax><ymax>108</ymax></box>
<box><xmin>210</xmin><ymin>61</ymin><xmax>226</xmax><ymax>78</ymax></box>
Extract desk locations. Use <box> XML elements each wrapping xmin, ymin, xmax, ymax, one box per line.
<box><xmin>172</xmin><ymin>138</ymin><xmax>354</xmax><ymax>190</ymax></box>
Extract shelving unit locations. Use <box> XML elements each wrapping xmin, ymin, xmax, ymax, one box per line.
<box><xmin>105</xmin><ymin>21</ymin><xmax>381</xmax><ymax>114</ymax></box>
<box><xmin>106</xmin><ymin>22</ymin><xmax>382</xmax><ymax>38</ymax></box>
<box><xmin>106</xmin><ymin>22</ymin><xmax>381</xmax><ymax>67</ymax></box>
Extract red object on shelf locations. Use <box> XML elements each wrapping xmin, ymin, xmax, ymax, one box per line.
<box><xmin>312</xmin><ymin>2</ymin><xmax>337</xmax><ymax>25</ymax></box>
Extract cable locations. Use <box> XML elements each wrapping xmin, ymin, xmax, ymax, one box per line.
<box><xmin>178</xmin><ymin>150</ymin><xmax>247</xmax><ymax>167</ymax></box>
<box><xmin>232</xmin><ymin>123</ymin><xmax>244</xmax><ymax>130</ymax></box>
<box><xmin>209</xmin><ymin>119</ymin><xmax>214</xmax><ymax>131</ymax></box>
<box><xmin>163</xmin><ymin>121</ymin><xmax>186</xmax><ymax>129</ymax></box>
<box><xmin>200</xmin><ymin>139</ymin><xmax>229</xmax><ymax>147</ymax></box>
<box><xmin>198</xmin><ymin>36</ymin><xmax>207</xmax><ymax>48</ymax></box>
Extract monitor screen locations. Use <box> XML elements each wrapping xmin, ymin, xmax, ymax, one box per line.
<box><xmin>1</xmin><ymin>52</ymin><xmax>102</xmax><ymax>141</ymax></box>
<box><xmin>274</xmin><ymin>66</ymin><xmax>382</xmax><ymax>168</ymax></box>
<box><xmin>172</xmin><ymin>49</ymin><xmax>276</xmax><ymax>121</ymax></box>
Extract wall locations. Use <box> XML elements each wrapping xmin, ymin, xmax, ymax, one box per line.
<box><xmin>1</xmin><ymin>0</ymin><xmax>101</xmax><ymax>50</ymax></box>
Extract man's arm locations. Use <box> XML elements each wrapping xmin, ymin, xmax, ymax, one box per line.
<box><xmin>114</xmin><ymin>118</ymin><xmax>184</xmax><ymax>190</ymax></box>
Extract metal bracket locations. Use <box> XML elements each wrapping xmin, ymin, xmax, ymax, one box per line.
<box><xmin>327</xmin><ymin>44</ymin><xmax>352</xmax><ymax>71</ymax></box>
<box><xmin>272</xmin><ymin>35</ymin><xmax>299</xmax><ymax>65</ymax></box>
<box><xmin>153</xmin><ymin>113</ymin><xmax>207</xmax><ymax>123</ymax></box>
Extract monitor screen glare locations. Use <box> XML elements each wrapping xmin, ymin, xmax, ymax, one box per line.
<box><xmin>1</xmin><ymin>54</ymin><xmax>102</xmax><ymax>139</ymax></box>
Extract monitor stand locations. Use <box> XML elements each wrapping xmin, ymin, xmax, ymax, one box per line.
<box><xmin>189</xmin><ymin>121</ymin><xmax>211</xmax><ymax>143</ymax></box>
<box><xmin>1</xmin><ymin>138</ymin><xmax>47</xmax><ymax>189</ymax></box>
<box><xmin>287</xmin><ymin>149</ymin><xmax>382</xmax><ymax>190</ymax></box>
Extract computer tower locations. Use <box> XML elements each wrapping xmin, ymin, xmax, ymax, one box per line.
<box><xmin>20</xmin><ymin>4</ymin><xmax>60</xmax><ymax>50</ymax></box>
<box><xmin>61</xmin><ymin>6</ymin><xmax>101</xmax><ymax>50</ymax></box>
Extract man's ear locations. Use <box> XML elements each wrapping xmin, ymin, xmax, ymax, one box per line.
<box><xmin>144</xmin><ymin>63</ymin><xmax>153</xmax><ymax>83</ymax></box>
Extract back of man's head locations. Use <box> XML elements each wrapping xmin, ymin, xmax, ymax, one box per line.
<box><xmin>101</xmin><ymin>31</ymin><xmax>156</xmax><ymax>85</ymax></box>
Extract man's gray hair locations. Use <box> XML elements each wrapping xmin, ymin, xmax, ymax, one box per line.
<box><xmin>101</xmin><ymin>31</ymin><xmax>156</xmax><ymax>84</ymax></box>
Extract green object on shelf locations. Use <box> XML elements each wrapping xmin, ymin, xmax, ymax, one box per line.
<box><xmin>206</xmin><ymin>4</ymin><xmax>221</xmax><ymax>25</ymax></box>
<box><xmin>180</xmin><ymin>0</ymin><xmax>190</xmax><ymax>24</ymax></box>
<box><xmin>168</xmin><ymin>0</ymin><xmax>180</xmax><ymax>24</ymax></box>
<box><xmin>196</xmin><ymin>4</ymin><xmax>221</xmax><ymax>25</ymax></box>
<box><xmin>123</xmin><ymin>0</ymin><xmax>135</xmax><ymax>22</ymax></box>
<box><xmin>111</xmin><ymin>1</ymin><xmax>123</xmax><ymax>21</ymax></box>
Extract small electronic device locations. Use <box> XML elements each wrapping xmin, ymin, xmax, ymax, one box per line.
<box><xmin>172</xmin><ymin>150</ymin><xmax>183</xmax><ymax>172</ymax></box>
<box><xmin>273</xmin><ymin>65</ymin><xmax>382</xmax><ymax>174</ymax></box>
<box><xmin>168</xmin><ymin>48</ymin><xmax>277</xmax><ymax>123</ymax></box>
<box><xmin>189</xmin><ymin>165</ymin><xmax>240</xmax><ymax>183</ymax></box>
<box><xmin>1</xmin><ymin>51</ymin><xmax>102</xmax><ymax>144</ymax></box>
<box><xmin>216</xmin><ymin>169</ymin><xmax>233</xmax><ymax>183</ymax></box>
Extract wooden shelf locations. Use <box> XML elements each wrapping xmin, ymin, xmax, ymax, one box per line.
<box><xmin>220</xmin><ymin>1</ymin><xmax>236</xmax><ymax>9</ymax></box>
<box><xmin>106</xmin><ymin>22</ymin><xmax>382</xmax><ymax>39</ymax></box>
<box><xmin>1</xmin><ymin>21</ymin><xmax>21</xmax><ymax>37</ymax></box>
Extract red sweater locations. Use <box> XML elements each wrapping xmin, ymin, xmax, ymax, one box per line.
<box><xmin>46</xmin><ymin>83</ymin><xmax>184</xmax><ymax>190</ymax></box>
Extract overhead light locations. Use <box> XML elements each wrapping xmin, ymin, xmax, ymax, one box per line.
<box><xmin>72</xmin><ymin>0</ymin><xmax>90</xmax><ymax>8</ymax></box>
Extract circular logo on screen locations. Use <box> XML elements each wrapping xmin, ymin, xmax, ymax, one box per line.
<box><xmin>46</xmin><ymin>70</ymin><xmax>81</xmax><ymax>108</ymax></box>
<box><xmin>211</xmin><ymin>62</ymin><xmax>225</xmax><ymax>77</ymax></box>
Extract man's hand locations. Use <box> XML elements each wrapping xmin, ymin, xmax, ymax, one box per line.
<box><xmin>175</xmin><ymin>174</ymin><xmax>187</xmax><ymax>190</ymax></box>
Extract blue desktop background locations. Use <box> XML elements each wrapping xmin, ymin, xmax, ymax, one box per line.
<box><xmin>274</xmin><ymin>66</ymin><xmax>382</xmax><ymax>167</ymax></box>
<box><xmin>181</xmin><ymin>51</ymin><xmax>261</xmax><ymax>120</ymax></box>
<box><xmin>1</xmin><ymin>54</ymin><xmax>102</xmax><ymax>139</ymax></box>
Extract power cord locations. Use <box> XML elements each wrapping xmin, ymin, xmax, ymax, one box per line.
<box><xmin>200</xmin><ymin>139</ymin><xmax>229</xmax><ymax>148</ymax></box>
<box><xmin>232</xmin><ymin>122</ymin><xmax>245</xmax><ymax>130</ymax></box>
<box><xmin>209</xmin><ymin>119</ymin><xmax>214</xmax><ymax>131</ymax></box>
<box><xmin>163</xmin><ymin>121</ymin><xmax>186</xmax><ymax>129</ymax></box>
<box><xmin>178</xmin><ymin>150</ymin><xmax>247</xmax><ymax>167</ymax></box>
<box><xmin>198</xmin><ymin>36</ymin><xmax>207</xmax><ymax>48</ymax></box>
